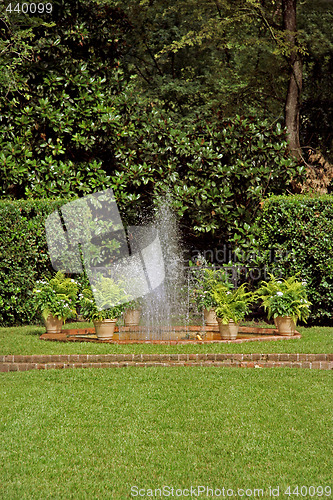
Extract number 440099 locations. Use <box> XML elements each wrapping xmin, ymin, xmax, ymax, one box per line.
<box><xmin>6</xmin><ymin>3</ymin><xmax>53</xmax><ymax>14</ymax></box>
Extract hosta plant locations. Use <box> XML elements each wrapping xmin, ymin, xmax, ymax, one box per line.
<box><xmin>32</xmin><ymin>272</ymin><xmax>78</xmax><ymax>321</ymax></box>
<box><xmin>257</xmin><ymin>273</ymin><xmax>311</xmax><ymax>324</ymax></box>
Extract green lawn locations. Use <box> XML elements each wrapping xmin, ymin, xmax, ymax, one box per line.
<box><xmin>0</xmin><ymin>368</ymin><xmax>332</xmax><ymax>499</ymax></box>
<box><xmin>0</xmin><ymin>322</ymin><xmax>332</xmax><ymax>355</ymax></box>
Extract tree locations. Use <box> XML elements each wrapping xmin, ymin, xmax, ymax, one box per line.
<box><xmin>282</xmin><ymin>0</ymin><xmax>302</xmax><ymax>158</ymax></box>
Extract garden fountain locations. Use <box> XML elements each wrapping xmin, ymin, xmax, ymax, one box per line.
<box><xmin>41</xmin><ymin>190</ymin><xmax>300</xmax><ymax>344</ymax></box>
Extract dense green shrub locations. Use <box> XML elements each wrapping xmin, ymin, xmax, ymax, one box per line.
<box><xmin>0</xmin><ymin>198</ymin><xmax>72</xmax><ymax>326</ymax></box>
<box><xmin>0</xmin><ymin>1</ymin><xmax>305</xmax><ymax>250</ymax></box>
<box><xmin>253</xmin><ymin>194</ymin><xmax>333</xmax><ymax>324</ymax></box>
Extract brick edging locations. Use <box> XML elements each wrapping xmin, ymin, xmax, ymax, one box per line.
<box><xmin>0</xmin><ymin>353</ymin><xmax>332</xmax><ymax>372</ymax></box>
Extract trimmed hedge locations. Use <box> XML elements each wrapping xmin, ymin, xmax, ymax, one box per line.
<box><xmin>254</xmin><ymin>194</ymin><xmax>333</xmax><ymax>324</ymax></box>
<box><xmin>1</xmin><ymin>195</ymin><xmax>332</xmax><ymax>327</ymax></box>
<box><xmin>0</xmin><ymin>198</ymin><xmax>72</xmax><ymax>326</ymax></box>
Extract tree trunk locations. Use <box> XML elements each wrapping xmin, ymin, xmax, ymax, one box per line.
<box><xmin>283</xmin><ymin>0</ymin><xmax>302</xmax><ymax>159</ymax></box>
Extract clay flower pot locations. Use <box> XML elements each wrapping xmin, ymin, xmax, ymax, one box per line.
<box><xmin>94</xmin><ymin>319</ymin><xmax>117</xmax><ymax>340</ymax></box>
<box><xmin>204</xmin><ymin>308</ymin><xmax>218</xmax><ymax>326</ymax></box>
<box><xmin>124</xmin><ymin>309</ymin><xmax>141</xmax><ymax>327</ymax></box>
<box><xmin>217</xmin><ymin>319</ymin><xmax>239</xmax><ymax>340</ymax></box>
<box><xmin>274</xmin><ymin>316</ymin><xmax>296</xmax><ymax>336</ymax></box>
<box><xmin>44</xmin><ymin>314</ymin><xmax>63</xmax><ymax>334</ymax></box>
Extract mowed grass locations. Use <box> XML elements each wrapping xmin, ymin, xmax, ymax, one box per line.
<box><xmin>0</xmin><ymin>368</ymin><xmax>332</xmax><ymax>499</ymax></box>
<box><xmin>0</xmin><ymin>322</ymin><xmax>332</xmax><ymax>355</ymax></box>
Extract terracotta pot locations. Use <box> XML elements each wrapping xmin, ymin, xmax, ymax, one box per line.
<box><xmin>124</xmin><ymin>309</ymin><xmax>141</xmax><ymax>326</ymax></box>
<box><xmin>94</xmin><ymin>319</ymin><xmax>117</xmax><ymax>340</ymax></box>
<box><xmin>217</xmin><ymin>319</ymin><xmax>239</xmax><ymax>340</ymax></box>
<box><xmin>44</xmin><ymin>314</ymin><xmax>63</xmax><ymax>334</ymax></box>
<box><xmin>274</xmin><ymin>316</ymin><xmax>296</xmax><ymax>336</ymax></box>
<box><xmin>204</xmin><ymin>308</ymin><xmax>218</xmax><ymax>326</ymax></box>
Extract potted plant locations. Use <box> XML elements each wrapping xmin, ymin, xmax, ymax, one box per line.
<box><xmin>32</xmin><ymin>272</ymin><xmax>78</xmax><ymax>333</ymax></box>
<box><xmin>257</xmin><ymin>274</ymin><xmax>311</xmax><ymax>335</ymax></box>
<box><xmin>123</xmin><ymin>298</ymin><xmax>142</xmax><ymax>327</ymax></box>
<box><xmin>212</xmin><ymin>283</ymin><xmax>255</xmax><ymax>339</ymax></box>
<box><xmin>189</xmin><ymin>258</ymin><xmax>231</xmax><ymax>326</ymax></box>
<box><xmin>79</xmin><ymin>276</ymin><xmax>130</xmax><ymax>339</ymax></box>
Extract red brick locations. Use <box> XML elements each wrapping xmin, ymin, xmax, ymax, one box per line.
<box><xmin>319</xmin><ymin>362</ymin><xmax>330</xmax><ymax>369</ymax></box>
<box><xmin>33</xmin><ymin>355</ymin><xmax>52</xmax><ymax>364</ymax></box>
<box><xmin>311</xmin><ymin>362</ymin><xmax>321</xmax><ymax>369</ymax></box>
<box><xmin>242</xmin><ymin>354</ymin><xmax>251</xmax><ymax>361</ymax></box>
<box><xmin>0</xmin><ymin>364</ymin><xmax>9</xmax><ymax>372</ymax></box>
<box><xmin>298</xmin><ymin>354</ymin><xmax>308</xmax><ymax>361</ymax></box>
<box><xmin>157</xmin><ymin>354</ymin><xmax>171</xmax><ymax>362</ymax></box>
<box><xmin>86</xmin><ymin>354</ymin><xmax>99</xmax><ymax>362</ymax></box>
<box><xmin>77</xmin><ymin>355</ymin><xmax>88</xmax><ymax>363</ymax></box>
<box><xmin>12</xmin><ymin>355</ymin><xmax>27</xmax><ymax>363</ymax></box>
<box><xmin>307</xmin><ymin>354</ymin><xmax>318</xmax><ymax>362</ymax></box>
<box><xmin>118</xmin><ymin>354</ymin><xmax>134</xmax><ymax>362</ymax></box>
<box><xmin>253</xmin><ymin>354</ymin><xmax>264</xmax><ymax>361</ymax></box>
<box><xmin>315</xmin><ymin>354</ymin><xmax>327</xmax><ymax>361</ymax></box>
<box><xmin>169</xmin><ymin>354</ymin><xmax>178</xmax><ymax>361</ymax></box>
<box><xmin>280</xmin><ymin>354</ymin><xmax>290</xmax><ymax>361</ymax></box>
<box><xmin>300</xmin><ymin>362</ymin><xmax>311</xmax><ymax>369</ymax></box>
<box><xmin>232</xmin><ymin>354</ymin><xmax>244</xmax><ymax>361</ymax></box>
<box><xmin>267</xmin><ymin>354</ymin><xmax>279</xmax><ymax>361</ymax></box>
<box><xmin>17</xmin><ymin>363</ymin><xmax>35</xmax><ymax>371</ymax></box>
<box><xmin>215</xmin><ymin>354</ymin><xmax>227</xmax><ymax>361</ymax></box>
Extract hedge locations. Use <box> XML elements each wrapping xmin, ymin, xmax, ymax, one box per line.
<box><xmin>0</xmin><ymin>198</ymin><xmax>73</xmax><ymax>326</ymax></box>
<box><xmin>1</xmin><ymin>195</ymin><xmax>333</xmax><ymax>327</ymax></box>
<box><xmin>254</xmin><ymin>194</ymin><xmax>333</xmax><ymax>324</ymax></box>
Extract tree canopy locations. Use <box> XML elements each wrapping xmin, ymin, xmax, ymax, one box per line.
<box><xmin>0</xmin><ymin>0</ymin><xmax>332</xmax><ymax>250</ymax></box>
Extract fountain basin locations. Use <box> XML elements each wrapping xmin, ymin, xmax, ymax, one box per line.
<box><xmin>40</xmin><ymin>325</ymin><xmax>301</xmax><ymax>344</ymax></box>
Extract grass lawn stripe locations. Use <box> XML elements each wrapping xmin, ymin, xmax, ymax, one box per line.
<box><xmin>0</xmin><ymin>368</ymin><xmax>332</xmax><ymax>499</ymax></box>
<box><xmin>0</xmin><ymin>323</ymin><xmax>332</xmax><ymax>355</ymax></box>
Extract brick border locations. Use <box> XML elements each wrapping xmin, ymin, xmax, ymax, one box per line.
<box><xmin>0</xmin><ymin>353</ymin><xmax>332</xmax><ymax>372</ymax></box>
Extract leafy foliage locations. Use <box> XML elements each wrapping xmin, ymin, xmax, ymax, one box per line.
<box><xmin>188</xmin><ymin>256</ymin><xmax>231</xmax><ymax>311</ymax></box>
<box><xmin>0</xmin><ymin>198</ymin><xmax>72</xmax><ymax>326</ymax></box>
<box><xmin>254</xmin><ymin>194</ymin><xmax>333</xmax><ymax>324</ymax></box>
<box><xmin>0</xmin><ymin>0</ymin><xmax>128</xmax><ymax>198</ymax></box>
<box><xmin>32</xmin><ymin>272</ymin><xmax>78</xmax><ymax>320</ymax></box>
<box><xmin>257</xmin><ymin>273</ymin><xmax>311</xmax><ymax>323</ymax></box>
<box><xmin>213</xmin><ymin>283</ymin><xmax>256</xmax><ymax>324</ymax></box>
<box><xmin>79</xmin><ymin>277</ymin><xmax>130</xmax><ymax>321</ymax></box>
